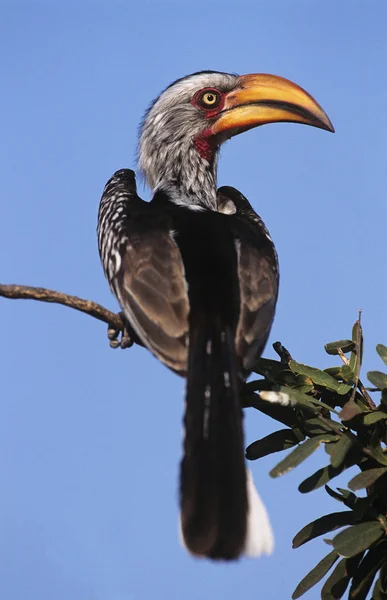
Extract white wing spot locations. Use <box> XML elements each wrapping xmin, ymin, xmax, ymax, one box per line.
<box><xmin>206</xmin><ymin>340</ymin><xmax>212</xmax><ymax>355</ymax></box>
<box><xmin>219</xmin><ymin>200</ymin><xmax>236</xmax><ymax>215</ymax></box>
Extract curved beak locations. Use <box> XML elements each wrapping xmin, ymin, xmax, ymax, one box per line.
<box><xmin>211</xmin><ymin>73</ymin><xmax>334</xmax><ymax>137</ymax></box>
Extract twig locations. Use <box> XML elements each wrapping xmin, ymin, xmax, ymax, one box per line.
<box><xmin>0</xmin><ymin>283</ymin><xmax>124</xmax><ymax>331</ymax></box>
<box><xmin>273</xmin><ymin>341</ymin><xmax>293</xmax><ymax>363</ymax></box>
<box><xmin>357</xmin><ymin>380</ymin><xmax>377</xmax><ymax>410</ymax></box>
<box><xmin>337</xmin><ymin>347</ymin><xmax>350</xmax><ymax>366</ymax></box>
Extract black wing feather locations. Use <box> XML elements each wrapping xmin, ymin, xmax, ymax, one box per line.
<box><xmin>98</xmin><ymin>170</ymin><xmax>189</xmax><ymax>375</ymax></box>
<box><xmin>217</xmin><ymin>186</ymin><xmax>279</xmax><ymax>371</ymax></box>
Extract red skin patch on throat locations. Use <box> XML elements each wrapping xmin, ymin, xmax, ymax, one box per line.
<box><xmin>194</xmin><ymin>129</ymin><xmax>215</xmax><ymax>162</ymax></box>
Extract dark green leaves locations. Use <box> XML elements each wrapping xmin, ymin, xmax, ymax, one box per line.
<box><xmin>245</xmin><ymin>428</ymin><xmax>301</xmax><ymax>460</ymax></box>
<box><xmin>320</xmin><ymin>557</ymin><xmax>352</xmax><ymax>599</ymax></box>
<box><xmin>369</xmin><ymin>443</ymin><xmax>387</xmax><ymax>466</ymax></box>
<box><xmin>348</xmin><ymin>467</ymin><xmax>387</xmax><ymax>491</ymax></box>
<box><xmin>270</xmin><ymin>434</ymin><xmax>339</xmax><ymax>478</ymax></box>
<box><xmin>298</xmin><ymin>463</ymin><xmax>349</xmax><ymax>494</ymax></box>
<box><xmin>293</xmin><ymin>512</ymin><xmax>356</xmax><ymax>549</ymax></box>
<box><xmin>248</xmin><ymin>328</ymin><xmax>387</xmax><ymax>599</ymax></box>
<box><xmin>325</xmin><ymin>340</ymin><xmax>355</xmax><ymax>356</ymax></box>
<box><xmin>349</xmin><ymin>542</ymin><xmax>387</xmax><ymax>599</ymax></box>
<box><xmin>332</xmin><ymin>522</ymin><xmax>385</xmax><ymax>558</ymax></box>
<box><xmin>329</xmin><ymin>434</ymin><xmax>354</xmax><ymax>468</ymax></box>
<box><xmin>349</xmin><ymin>318</ymin><xmax>363</xmax><ymax>379</ymax></box>
<box><xmin>320</xmin><ymin>553</ymin><xmax>364</xmax><ymax>600</ymax></box>
<box><xmin>363</xmin><ymin>410</ymin><xmax>387</xmax><ymax>426</ymax></box>
<box><xmin>292</xmin><ymin>550</ymin><xmax>339</xmax><ymax>599</ymax></box>
<box><xmin>367</xmin><ymin>371</ymin><xmax>387</xmax><ymax>391</ymax></box>
<box><xmin>376</xmin><ymin>344</ymin><xmax>387</xmax><ymax>367</ymax></box>
<box><xmin>289</xmin><ymin>360</ymin><xmax>352</xmax><ymax>394</ymax></box>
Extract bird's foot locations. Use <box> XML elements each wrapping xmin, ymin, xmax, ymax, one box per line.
<box><xmin>107</xmin><ymin>315</ymin><xmax>133</xmax><ymax>350</ymax></box>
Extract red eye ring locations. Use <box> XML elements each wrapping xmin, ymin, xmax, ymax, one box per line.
<box><xmin>192</xmin><ymin>88</ymin><xmax>225</xmax><ymax>113</ymax></box>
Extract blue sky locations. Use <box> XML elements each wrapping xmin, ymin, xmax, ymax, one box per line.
<box><xmin>1</xmin><ymin>2</ymin><xmax>386</xmax><ymax>599</ymax></box>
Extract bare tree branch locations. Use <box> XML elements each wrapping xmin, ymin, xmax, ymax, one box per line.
<box><xmin>0</xmin><ymin>283</ymin><xmax>124</xmax><ymax>331</ymax></box>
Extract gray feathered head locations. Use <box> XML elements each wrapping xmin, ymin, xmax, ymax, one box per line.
<box><xmin>138</xmin><ymin>70</ymin><xmax>334</xmax><ymax>204</ymax></box>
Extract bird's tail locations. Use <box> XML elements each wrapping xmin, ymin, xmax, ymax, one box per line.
<box><xmin>179</xmin><ymin>313</ymin><xmax>274</xmax><ymax>560</ymax></box>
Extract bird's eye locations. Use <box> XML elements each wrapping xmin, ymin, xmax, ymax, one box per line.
<box><xmin>202</xmin><ymin>92</ymin><xmax>218</xmax><ymax>105</ymax></box>
<box><xmin>197</xmin><ymin>89</ymin><xmax>222</xmax><ymax>109</ymax></box>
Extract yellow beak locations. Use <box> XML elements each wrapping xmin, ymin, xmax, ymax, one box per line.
<box><xmin>211</xmin><ymin>73</ymin><xmax>334</xmax><ymax>136</ymax></box>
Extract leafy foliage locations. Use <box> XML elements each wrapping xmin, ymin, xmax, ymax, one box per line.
<box><xmin>243</xmin><ymin>319</ymin><xmax>387</xmax><ymax>599</ymax></box>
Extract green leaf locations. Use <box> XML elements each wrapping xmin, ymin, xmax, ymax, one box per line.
<box><xmin>245</xmin><ymin>428</ymin><xmax>300</xmax><ymax>460</ymax></box>
<box><xmin>299</xmin><ymin>466</ymin><xmax>335</xmax><ymax>493</ymax></box>
<box><xmin>253</xmin><ymin>357</ymin><xmax>288</xmax><ymax>378</ymax></box>
<box><xmin>337</xmin><ymin>383</ymin><xmax>353</xmax><ymax>395</ymax></box>
<box><xmin>292</xmin><ymin>550</ymin><xmax>339</xmax><ymax>599</ymax></box>
<box><xmin>333</xmin><ymin>522</ymin><xmax>385</xmax><ymax>558</ymax></box>
<box><xmin>363</xmin><ymin>411</ymin><xmax>387</xmax><ymax>426</ymax></box>
<box><xmin>324</xmin><ymin>486</ymin><xmax>371</xmax><ymax>523</ymax></box>
<box><xmin>294</xmin><ymin>384</ymin><xmax>314</xmax><ymax>394</ymax></box>
<box><xmin>277</xmin><ymin>370</ymin><xmax>299</xmax><ymax>385</ymax></box>
<box><xmin>325</xmin><ymin>486</ymin><xmax>359</xmax><ymax>509</ymax></box>
<box><xmin>270</xmin><ymin>434</ymin><xmax>339</xmax><ymax>478</ymax></box>
<box><xmin>301</xmin><ymin>420</ymin><xmax>329</xmax><ymax>436</ymax></box>
<box><xmin>376</xmin><ymin>344</ymin><xmax>387</xmax><ymax>367</ymax></box>
<box><xmin>293</xmin><ymin>511</ymin><xmax>356</xmax><ymax>549</ymax></box>
<box><xmin>325</xmin><ymin>366</ymin><xmax>344</xmax><ymax>378</ymax></box>
<box><xmin>349</xmin><ymin>542</ymin><xmax>387</xmax><ymax>599</ymax></box>
<box><xmin>341</xmin><ymin>365</ymin><xmax>356</xmax><ymax>383</ymax></box>
<box><xmin>298</xmin><ymin>454</ymin><xmax>355</xmax><ymax>493</ymax></box>
<box><xmin>330</xmin><ymin>434</ymin><xmax>354</xmax><ymax>468</ymax></box>
<box><xmin>245</xmin><ymin>391</ymin><xmax>300</xmax><ymax>428</ymax></box>
<box><xmin>325</xmin><ymin>340</ymin><xmax>356</xmax><ymax>356</ymax></box>
<box><xmin>348</xmin><ymin>467</ymin><xmax>387</xmax><ymax>491</ymax></box>
<box><xmin>263</xmin><ymin>385</ymin><xmax>340</xmax><ymax>415</ymax></box>
<box><xmin>243</xmin><ymin>379</ymin><xmax>271</xmax><ymax>393</ymax></box>
<box><xmin>303</xmin><ymin>417</ymin><xmax>342</xmax><ymax>436</ymax></box>
<box><xmin>289</xmin><ymin>360</ymin><xmax>350</xmax><ymax>393</ymax></box>
<box><xmin>307</xmin><ymin>396</ymin><xmax>342</xmax><ymax>413</ymax></box>
<box><xmin>349</xmin><ymin>319</ymin><xmax>363</xmax><ymax>375</ymax></box>
<box><xmin>321</xmin><ymin>557</ymin><xmax>351</xmax><ymax>599</ymax></box>
<box><xmin>369</xmin><ymin>444</ymin><xmax>387</xmax><ymax>466</ymax></box>
<box><xmin>325</xmin><ymin>485</ymin><xmax>347</xmax><ymax>503</ymax></box>
<box><xmin>320</xmin><ymin>553</ymin><xmax>364</xmax><ymax>600</ymax></box>
<box><xmin>259</xmin><ymin>385</ymin><xmax>318</xmax><ymax>414</ymax></box>
<box><xmin>336</xmin><ymin>488</ymin><xmax>359</xmax><ymax>504</ymax></box>
<box><xmin>295</xmin><ymin>373</ymin><xmax>314</xmax><ymax>385</ymax></box>
<box><xmin>368</xmin><ymin>371</ymin><xmax>387</xmax><ymax>391</ymax></box>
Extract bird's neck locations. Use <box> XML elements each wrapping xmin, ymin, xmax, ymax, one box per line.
<box><xmin>142</xmin><ymin>142</ymin><xmax>220</xmax><ymax>211</ymax></box>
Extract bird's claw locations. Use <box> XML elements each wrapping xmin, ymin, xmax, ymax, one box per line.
<box><xmin>107</xmin><ymin>323</ymin><xmax>134</xmax><ymax>350</ymax></box>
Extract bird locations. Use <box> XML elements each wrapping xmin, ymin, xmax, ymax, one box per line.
<box><xmin>97</xmin><ymin>71</ymin><xmax>334</xmax><ymax>561</ymax></box>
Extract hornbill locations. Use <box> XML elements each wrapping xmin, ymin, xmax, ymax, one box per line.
<box><xmin>98</xmin><ymin>71</ymin><xmax>333</xmax><ymax>561</ymax></box>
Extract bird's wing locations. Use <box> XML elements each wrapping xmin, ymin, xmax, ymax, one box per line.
<box><xmin>217</xmin><ymin>186</ymin><xmax>279</xmax><ymax>372</ymax></box>
<box><xmin>98</xmin><ymin>170</ymin><xmax>189</xmax><ymax>375</ymax></box>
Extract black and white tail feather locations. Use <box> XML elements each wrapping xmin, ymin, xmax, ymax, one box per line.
<box><xmin>180</xmin><ymin>312</ymin><xmax>274</xmax><ymax>560</ymax></box>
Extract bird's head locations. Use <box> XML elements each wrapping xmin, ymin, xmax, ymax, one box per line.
<box><xmin>138</xmin><ymin>71</ymin><xmax>333</xmax><ymax>208</ymax></box>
